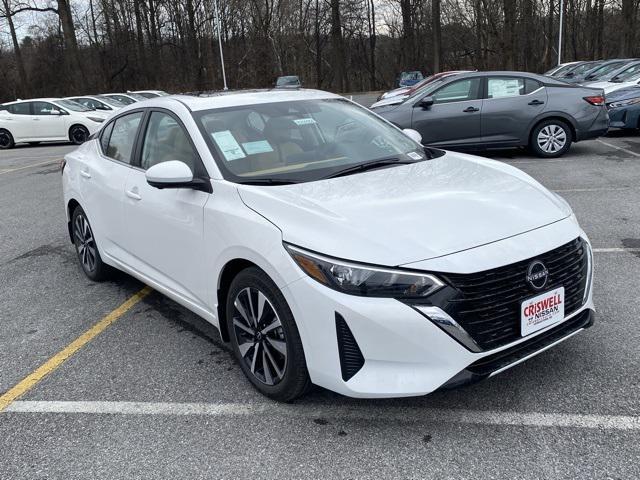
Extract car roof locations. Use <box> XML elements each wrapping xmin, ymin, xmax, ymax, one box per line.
<box><xmin>168</xmin><ymin>88</ymin><xmax>341</xmax><ymax>112</ymax></box>
<box><xmin>2</xmin><ymin>97</ymin><xmax>62</xmax><ymax>105</ymax></box>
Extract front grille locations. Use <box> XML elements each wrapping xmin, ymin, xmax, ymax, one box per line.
<box><xmin>335</xmin><ymin>313</ymin><xmax>365</xmax><ymax>381</ymax></box>
<box><xmin>440</xmin><ymin>238</ymin><xmax>589</xmax><ymax>351</ymax></box>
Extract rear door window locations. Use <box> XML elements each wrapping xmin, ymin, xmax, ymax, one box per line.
<box><xmin>8</xmin><ymin>102</ymin><xmax>31</xmax><ymax>115</ymax></box>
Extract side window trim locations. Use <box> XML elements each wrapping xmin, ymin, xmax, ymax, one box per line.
<box><xmin>136</xmin><ymin>107</ymin><xmax>209</xmax><ymax>178</ymax></box>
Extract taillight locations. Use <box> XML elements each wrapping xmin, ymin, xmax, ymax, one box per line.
<box><xmin>583</xmin><ymin>95</ymin><xmax>605</xmax><ymax>106</ymax></box>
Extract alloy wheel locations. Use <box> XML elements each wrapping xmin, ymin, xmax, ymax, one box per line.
<box><xmin>537</xmin><ymin>124</ymin><xmax>567</xmax><ymax>154</ymax></box>
<box><xmin>0</xmin><ymin>131</ymin><xmax>12</xmax><ymax>148</ymax></box>
<box><xmin>71</xmin><ymin>126</ymin><xmax>88</xmax><ymax>144</ymax></box>
<box><xmin>74</xmin><ymin>214</ymin><xmax>97</xmax><ymax>272</ymax></box>
<box><xmin>232</xmin><ymin>287</ymin><xmax>287</xmax><ymax>386</ymax></box>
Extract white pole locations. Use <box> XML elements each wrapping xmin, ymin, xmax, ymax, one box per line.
<box><xmin>558</xmin><ymin>0</ymin><xmax>564</xmax><ymax>66</ymax></box>
<box><xmin>213</xmin><ymin>0</ymin><xmax>228</xmax><ymax>90</ymax></box>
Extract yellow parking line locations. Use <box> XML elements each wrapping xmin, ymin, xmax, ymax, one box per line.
<box><xmin>0</xmin><ymin>286</ymin><xmax>152</xmax><ymax>413</ymax></box>
<box><xmin>0</xmin><ymin>159</ymin><xmax>60</xmax><ymax>176</ymax></box>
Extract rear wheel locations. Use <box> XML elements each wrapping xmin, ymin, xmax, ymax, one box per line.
<box><xmin>72</xmin><ymin>206</ymin><xmax>110</xmax><ymax>281</ymax></box>
<box><xmin>226</xmin><ymin>267</ymin><xmax>311</xmax><ymax>401</ymax></box>
<box><xmin>530</xmin><ymin>120</ymin><xmax>572</xmax><ymax>158</ymax></box>
<box><xmin>0</xmin><ymin>129</ymin><xmax>14</xmax><ymax>149</ymax></box>
<box><xmin>69</xmin><ymin>125</ymin><xmax>89</xmax><ymax>145</ymax></box>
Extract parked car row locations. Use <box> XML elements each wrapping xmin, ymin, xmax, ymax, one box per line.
<box><xmin>545</xmin><ymin>58</ymin><xmax>640</xmax><ymax>94</ymax></box>
<box><xmin>371</xmin><ymin>70</ymin><xmax>608</xmax><ymax>158</ymax></box>
<box><xmin>0</xmin><ymin>90</ymin><xmax>168</xmax><ymax>149</ymax></box>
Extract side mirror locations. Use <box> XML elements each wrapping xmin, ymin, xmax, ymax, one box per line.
<box><xmin>564</xmin><ymin>72</ymin><xmax>575</xmax><ymax>78</ymax></box>
<box><xmin>419</xmin><ymin>96</ymin><xmax>434</xmax><ymax>108</ymax></box>
<box><xmin>145</xmin><ymin>160</ymin><xmax>211</xmax><ymax>193</ymax></box>
<box><xmin>402</xmin><ymin>128</ymin><xmax>423</xmax><ymax>145</ymax></box>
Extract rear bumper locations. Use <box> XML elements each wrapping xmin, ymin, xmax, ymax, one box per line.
<box><xmin>576</xmin><ymin>108</ymin><xmax>609</xmax><ymax>141</ymax></box>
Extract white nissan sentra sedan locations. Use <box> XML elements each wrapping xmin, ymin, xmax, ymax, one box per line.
<box><xmin>62</xmin><ymin>89</ymin><xmax>594</xmax><ymax>401</ymax></box>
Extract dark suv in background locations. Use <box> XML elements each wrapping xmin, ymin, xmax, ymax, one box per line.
<box><xmin>372</xmin><ymin>71</ymin><xmax>609</xmax><ymax>158</ymax></box>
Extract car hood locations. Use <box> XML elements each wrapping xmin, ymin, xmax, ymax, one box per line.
<box><xmin>237</xmin><ymin>152</ymin><xmax>572</xmax><ymax>267</ymax></box>
<box><xmin>370</xmin><ymin>96</ymin><xmax>408</xmax><ymax>109</ymax></box>
<box><xmin>604</xmin><ymin>81</ymin><xmax>637</xmax><ymax>94</ymax></box>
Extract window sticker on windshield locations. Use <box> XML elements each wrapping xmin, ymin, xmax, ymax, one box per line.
<box><xmin>407</xmin><ymin>152</ymin><xmax>423</xmax><ymax>160</ymax></box>
<box><xmin>293</xmin><ymin>118</ymin><xmax>316</xmax><ymax>125</ymax></box>
<box><xmin>211</xmin><ymin>130</ymin><xmax>246</xmax><ymax>161</ymax></box>
<box><xmin>242</xmin><ymin>140</ymin><xmax>274</xmax><ymax>155</ymax></box>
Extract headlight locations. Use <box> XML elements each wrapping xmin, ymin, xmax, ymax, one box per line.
<box><xmin>87</xmin><ymin>116</ymin><xmax>105</xmax><ymax>123</ymax></box>
<box><xmin>608</xmin><ymin>97</ymin><xmax>640</xmax><ymax>108</ymax></box>
<box><xmin>285</xmin><ymin>244</ymin><xmax>444</xmax><ymax>298</ymax></box>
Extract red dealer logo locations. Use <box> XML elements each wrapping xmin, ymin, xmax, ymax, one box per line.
<box><xmin>523</xmin><ymin>292</ymin><xmax>563</xmax><ymax>317</ymax></box>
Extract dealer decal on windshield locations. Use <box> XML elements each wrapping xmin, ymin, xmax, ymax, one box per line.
<box><xmin>211</xmin><ymin>130</ymin><xmax>246</xmax><ymax>161</ymax></box>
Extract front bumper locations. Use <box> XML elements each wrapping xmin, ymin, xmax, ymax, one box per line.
<box><xmin>281</xmin><ymin>221</ymin><xmax>594</xmax><ymax>398</ymax></box>
<box><xmin>607</xmin><ymin>105</ymin><xmax>640</xmax><ymax>129</ymax></box>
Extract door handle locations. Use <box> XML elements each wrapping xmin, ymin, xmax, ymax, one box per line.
<box><xmin>126</xmin><ymin>190</ymin><xmax>142</xmax><ymax>201</ymax></box>
<box><xmin>463</xmin><ymin>106</ymin><xmax>480</xmax><ymax>113</ymax></box>
<box><xmin>32</xmin><ymin>118</ymin><xmax>41</xmax><ymax>121</ymax></box>
<box><xmin>528</xmin><ymin>100</ymin><xmax>545</xmax><ymax>106</ymax></box>
<box><xmin>80</xmin><ymin>170</ymin><xmax>91</xmax><ymax>179</ymax></box>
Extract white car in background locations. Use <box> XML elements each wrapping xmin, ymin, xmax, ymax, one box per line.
<box><xmin>65</xmin><ymin>95</ymin><xmax>126</xmax><ymax>112</ymax></box>
<box><xmin>588</xmin><ymin>68</ymin><xmax>640</xmax><ymax>95</ymax></box>
<box><xmin>62</xmin><ymin>89</ymin><xmax>594</xmax><ymax>401</ymax></box>
<box><xmin>130</xmin><ymin>90</ymin><xmax>169</xmax><ymax>98</ymax></box>
<box><xmin>0</xmin><ymin>98</ymin><xmax>106</xmax><ymax>149</ymax></box>
<box><xmin>102</xmin><ymin>92</ymin><xmax>149</xmax><ymax>105</ymax></box>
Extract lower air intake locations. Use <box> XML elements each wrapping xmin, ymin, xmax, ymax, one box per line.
<box><xmin>335</xmin><ymin>313</ymin><xmax>365</xmax><ymax>381</ymax></box>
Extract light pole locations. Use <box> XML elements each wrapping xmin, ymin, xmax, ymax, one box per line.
<box><xmin>558</xmin><ymin>0</ymin><xmax>564</xmax><ymax>66</ymax></box>
<box><xmin>213</xmin><ymin>0</ymin><xmax>228</xmax><ymax>90</ymax></box>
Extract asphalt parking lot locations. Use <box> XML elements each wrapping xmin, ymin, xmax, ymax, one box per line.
<box><xmin>1</xmin><ymin>126</ymin><xmax>639</xmax><ymax>478</ymax></box>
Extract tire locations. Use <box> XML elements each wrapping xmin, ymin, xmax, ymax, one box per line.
<box><xmin>530</xmin><ymin>120</ymin><xmax>572</xmax><ymax>158</ymax></box>
<box><xmin>71</xmin><ymin>206</ymin><xmax>111</xmax><ymax>281</ymax></box>
<box><xmin>0</xmin><ymin>129</ymin><xmax>14</xmax><ymax>149</ymax></box>
<box><xmin>69</xmin><ymin>125</ymin><xmax>89</xmax><ymax>145</ymax></box>
<box><xmin>226</xmin><ymin>267</ymin><xmax>311</xmax><ymax>401</ymax></box>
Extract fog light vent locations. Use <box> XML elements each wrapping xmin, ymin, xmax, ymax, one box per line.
<box><xmin>335</xmin><ymin>313</ymin><xmax>364</xmax><ymax>381</ymax></box>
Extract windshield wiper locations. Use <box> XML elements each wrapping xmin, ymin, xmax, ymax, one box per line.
<box><xmin>321</xmin><ymin>157</ymin><xmax>415</xmax><ymax>179</ymax></box>
<box><xmin>236</xmin><ymin>178</ymin><xmax>299</xmax><ymax>185</ymax></box>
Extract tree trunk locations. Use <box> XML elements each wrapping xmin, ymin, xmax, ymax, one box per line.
<box><xmin>367</xmin><ymin>0</ymin><xmax>376</xmax><ymax>89</ymax></box>
<box><xmin>502</xmin><ymin>0</ymin><xmax>516</xmax><ymax>70</ymax></box>
<box><xmin>400</xmin><ymin>0</ymin><xmax>414</xmax><ymax>69</ymax></box>
<box><xmin>621</xmin><ymin>0</ymin><xmax>637</xmax><ymax>56</ymax></box>
<box><xmin>56</xmin><ymin>0</ymin><xmax>85</xmax><ymax>84</ymax></box>
<box><xmin>330</xmin><ymin>0</ymin><xmax>347</xmax><ymax>92</ymax></box>
<box><xmin>1</xmin><ymin>0</ymin><xmax>29</xmax><ymax>97</ymax></box>
<box><xmin>432</xmin><ymin>0</ymin><xmax>441</xmax><ymax>73</ymax></box>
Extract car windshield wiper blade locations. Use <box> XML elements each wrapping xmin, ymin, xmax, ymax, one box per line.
<box><xmin>236</xmin><ymin>178</ymin><xmax>298</xmax><ymax>185</ymax></box>
<box><xmin>321</xmin><ymin>158</ymin><xmax>414</xmax><ymax>179</ymax></box>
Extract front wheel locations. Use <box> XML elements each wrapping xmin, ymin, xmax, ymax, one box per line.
<box><xmin>69</xmin><ymin>125</ymin><xmax>89</xmax><ymax>145</ymax></box>
<box><xmin>530</xmin><ymin>120</ymin><xmax>572</xmax><ymax>158</ymax></box>
<box><xmin>226</xmin><ymin>267</ymin><xmax>311</xmax><ymax>401</ymax></box>
<box><xmin>72</xmin><ymin>206</ymin><xmax>111</xmax><ymax>281</ymax></box>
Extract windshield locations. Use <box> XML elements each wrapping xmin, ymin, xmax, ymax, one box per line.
<box><xmin>403</xmin><ymin>78</ymin><xmax>448</xmax><ymax>103</ymax></box>
<box><xmin>54</xmin><ymin>99</ymin><xmax>92</xmax><ymax>112</ymax></box>
<box><xmin>588</xmin><ymin>62</ymin><xmax>625</xmax><ymax>78</ymax></box>
<box><xmin>565</xmin><ymin>62</ymin><xmax>599</xmax><ymax>76</ymax></box>
<box><xmin>614</xmin><ymin>64</ymin><xmax>640</xmax><ymax>81</ymax></box>
<box><xmin>276</xmin><ymin>76</ymin><xmax>300</xmax><ymax>86</ymax></box>
<box><xmin>127</xmin><ymin>92</ymin><xmax>149</xmax><ymax>101</ymax></box>
<box><xmin>96</xmin><ymin>95</ymin><xmax>126</xmax><ymax>107</ymax></box>
<box><xmin>194</xmin><ymin>98</ymin><xmax>425</xmax><ymax>184</ymax></box>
